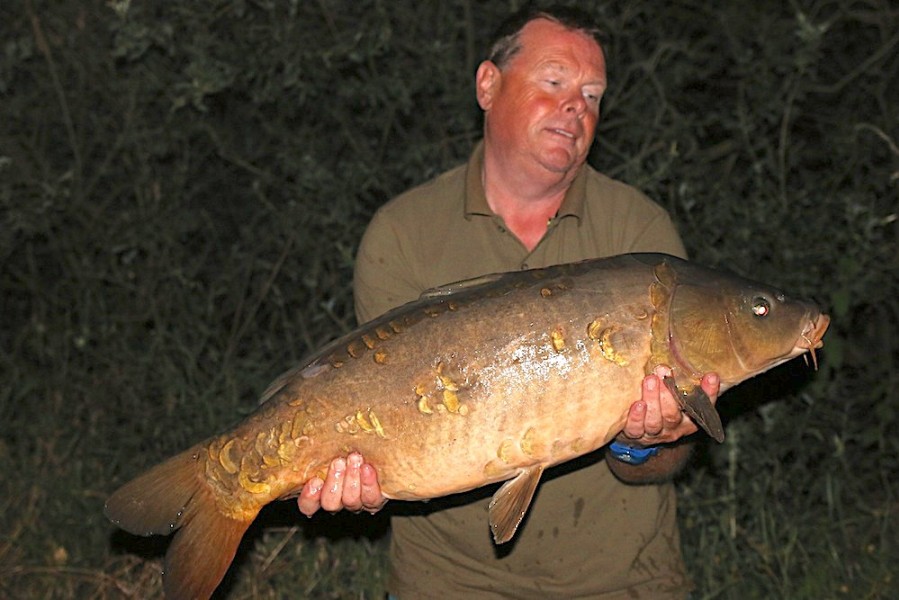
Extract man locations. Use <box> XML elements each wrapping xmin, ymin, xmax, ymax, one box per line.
<box><xmin>299</xmin><ymin>6</ymin><xmax>719</xmax><ymax>598</ymax></box>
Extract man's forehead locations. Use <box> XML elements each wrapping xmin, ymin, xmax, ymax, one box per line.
<box><xmin>519</xmin><ymin>18</ymin><xmax>603</xmax><ymax>51</ymax></box>
<box><xmin>515</xmin><ymin>19</ymin><xmax>604</xmax><ymax>67</ymax></box>
<box><xmin>510</xmin><ymin>22</ymin><xmax>606</xmax><ymax>83</ymax></box>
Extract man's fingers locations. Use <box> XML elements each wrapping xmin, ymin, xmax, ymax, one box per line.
<box><xmin>700</xmin><ymin>372</ymin><xmax>720</xmax><ymax>403</ymax></box>
<box><xmin>319</xmin><ymin>457</ymin><xmax>346</xmax><ymax>512</ymax></box>
<box><xmin>641</xmin><ymin>374</ymin><xmax>664</xmax><ymax>436</ymax></box>
<box><xmin>616</xmin><ymin>369</ymin><xmax>723</xmax><ymax>447</ymax></box>
<box><xmin>341</xmin><ymin>453</ymin><xmax>365</xmax><ymax>511</ymax></box>
<box><xmin>297</xmin><ymin>477</ymin><xmax>324</xmax><ymax>516</ymax></box>
<box><xmin>297</xmin><ymin>454</ymin><xmax>387</xmax><ymax>516</ymax></box>
<box><xmin>621</xmin><ymin>399</ymin><xmax>647</xmax><ymax>439</ymax></box>
<box><xmin>359</xmin><ymin>462</ymin><xmax>386</xmax><ymax>512</ymax></box>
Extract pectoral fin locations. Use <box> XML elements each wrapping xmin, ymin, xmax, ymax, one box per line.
<box><xmin>488</xmin><ymin>465</ymin><xmax>544</xmax><ymax>544</ymax></box>
<box><xmin>663</xmin><ymin>376</ymin><xmax>725</xmax><ymax>443</ymax></box>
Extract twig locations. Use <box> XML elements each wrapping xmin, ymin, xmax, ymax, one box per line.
<box><xmin>26</xmin><ymin>0</ymin><xmax>83</xmax><ymax>199</ymax></box>
<box><xmin>854</xmin><ymin>123</ymin><xmax>899</xmax><ymax>158</ymax></box>
<box><xmin>778</xmin><ymin>80</ymin><xmax>801</xmax><ymax>208</ymax></box>
<box><xmin>223</xmin><ymin>233</ymin><xmax>295</xmax><ymax>369</ymax></box>
<box><xmin>261</xmin><ymin>525</ymin><xmax>299</xmax><ymax>572</ymax></box>
<box><xmin>809</xmin><ymin>30</ymin><xmax>899</xmax><ymax>95</ymax></box>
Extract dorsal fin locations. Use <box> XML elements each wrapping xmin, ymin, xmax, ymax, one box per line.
<box><xmin>419</xmin><ymin>272</ymin><xmax>506</xmax><ymax>300</ymax></box>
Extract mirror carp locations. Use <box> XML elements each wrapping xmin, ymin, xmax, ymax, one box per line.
<box><xmin>105</xmin><ymin>253</ymin><xmax>830</xmax><ymax>599</ymax></box>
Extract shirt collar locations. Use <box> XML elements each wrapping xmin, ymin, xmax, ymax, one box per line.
<box><xmin>463</xmin><ymin>140</ymin><xmax>587</xmax><ymax>222</ymax></box>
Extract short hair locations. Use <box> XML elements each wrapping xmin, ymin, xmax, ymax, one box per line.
<box><xmin>486</xmin><ymin>5</ymin><xmax>609</xmax><ymax>69</ymax></box>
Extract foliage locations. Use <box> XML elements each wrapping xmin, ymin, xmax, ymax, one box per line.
<box><xmin>1</xmin><ymin>0</ymin><xmax>896</xmax><ymax>597</ymax></box>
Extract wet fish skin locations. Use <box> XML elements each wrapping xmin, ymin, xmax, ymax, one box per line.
<box><xmin>104</xmin><ymin>253</ymin><xmax>829</xmax><ymax>599</ymax></box>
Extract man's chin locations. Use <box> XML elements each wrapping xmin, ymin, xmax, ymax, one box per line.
<box><xmin>536</xmin><ymin>151</ymin><xmax>582</xmax><ymax>175</ymax></box>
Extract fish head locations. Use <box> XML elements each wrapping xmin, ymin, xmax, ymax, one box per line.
<box><xmin>664</xmin><ymin>264</ymin><xmax>830</xmax><ymax>388</ymax></box>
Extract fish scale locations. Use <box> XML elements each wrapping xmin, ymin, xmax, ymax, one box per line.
<box><xmin>105</xmin><ymin>253</ymin><xmax>829</xmax><ymax>600</ymax></box>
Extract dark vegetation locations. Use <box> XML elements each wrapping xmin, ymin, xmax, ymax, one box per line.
<box><xmin>1</xmin><ymin>0</ymin><xmax>896</xmax><ymax>597</ymax></box>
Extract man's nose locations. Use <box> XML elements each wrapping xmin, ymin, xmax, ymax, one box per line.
<box><xmin>562</xmin><ymin>92</ymin><xmax>587</xmax><ymax>117</ymax></box>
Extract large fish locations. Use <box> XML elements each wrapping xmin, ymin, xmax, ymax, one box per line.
<box><xmin>105</xmin><ymin>253</ymin><xmax>829</xmax><ymax>599</ymax></box>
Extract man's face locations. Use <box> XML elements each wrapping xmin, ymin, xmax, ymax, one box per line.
<box><xmin>478</xmin><ymin>19</ymin><xmax>607</xmax><ymax>178</ymax></box>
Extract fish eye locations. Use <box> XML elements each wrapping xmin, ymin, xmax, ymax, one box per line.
<box><xmin>751</xmin><ymin>297</ymin><xmax>771</xmax><ymax>317</ymax></box>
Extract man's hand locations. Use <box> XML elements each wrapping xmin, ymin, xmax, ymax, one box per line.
<box><xmin>618</xmin><ymin>366</ymin><xmax>720</xmax><ymax>446</ymax></box>
<box><xmin>605</xmin><ymin>366</ymin><xmax>721</xmax><ymax>484</ymax></box>
<box><xmin>297</xmin><ymin>452</ymin><xmax>387</xmax><ymax>516</ymax></box>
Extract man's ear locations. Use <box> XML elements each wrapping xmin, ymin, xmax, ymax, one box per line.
<box><xmin>475</xmin><ymin>60</ymin><xmax>501</xmax><ymax>111</ymax></box>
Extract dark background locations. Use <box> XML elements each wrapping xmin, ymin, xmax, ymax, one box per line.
<box><xmin>1</xmin><ymin>0</ymin><xmax>896</xmax><ymax>597</ymax></box>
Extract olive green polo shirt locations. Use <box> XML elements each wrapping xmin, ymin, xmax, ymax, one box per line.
<box><xmin>355</xmin><ymin>143</ymin><xmax>686</xmax><ymax>323</ymax></box>
<box><xmin>353</xmin><ymin>142</ymin><xmax>692</xmax><ymax>599</ymax></box>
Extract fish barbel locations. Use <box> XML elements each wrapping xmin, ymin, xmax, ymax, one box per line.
<box><xmin>105</xmin><ymin>253</ymin><xmax>830</xmax><ymax>599</ymax></box>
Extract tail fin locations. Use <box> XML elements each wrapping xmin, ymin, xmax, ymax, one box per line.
<box><xmin>105</xmin><ymin>446</ymin><xmax>258</xmax><ymax>600</ymax></box>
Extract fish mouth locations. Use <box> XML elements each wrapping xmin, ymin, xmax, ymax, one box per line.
<box><xmin>797</xmin><ymin>312</ymin><xmax>830</xmax><ymax>370</ymax></box>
